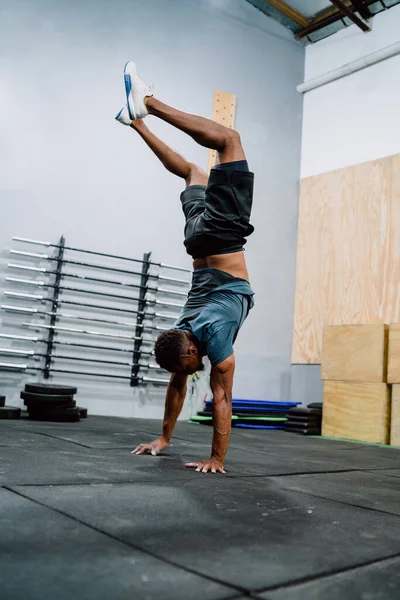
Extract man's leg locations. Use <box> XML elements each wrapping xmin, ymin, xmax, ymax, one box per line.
<box><xmin>144</xmin><ymin>98</ymin><xmax>245</xmax><ymax>165</ymax></box>
<box><xmin>131</xmin><ymin>119</ymin><xmax>208</xmax><ymax>187</ymax></box>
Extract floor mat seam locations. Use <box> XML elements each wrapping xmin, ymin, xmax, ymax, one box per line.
<box><xmin>256</xmin><ymin>550</ymin><xmax>400</xmax><ymax>594</ymax></box>
<box><xmin>3</xmin><ymin>485</ymin><xmax>250</xmax><ymax>596</ymax></box>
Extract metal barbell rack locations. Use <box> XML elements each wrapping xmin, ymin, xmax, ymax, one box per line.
<box><xmin>0</xmin><ymin>235</ymin><xmax>191</xmax><ymax>386</ymax></box>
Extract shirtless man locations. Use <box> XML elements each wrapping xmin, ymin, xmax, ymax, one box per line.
<box><xmin>116</xmin><ymin>62</ymin><xmax>255</xmax><ymax>474</ymax></box>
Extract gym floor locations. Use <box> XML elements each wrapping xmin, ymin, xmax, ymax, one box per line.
<box><xmin>1</xmin><ymin>416</ymin><xmax>400</xmax><ymax>599</ymax></box>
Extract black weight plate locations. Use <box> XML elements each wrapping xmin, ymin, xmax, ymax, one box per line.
<box><xmin>25</xmin><ymin>399</ymin><xmax>76</xmax><ymax>409</ymax></box>
<box><xmin>78</xmin><ymin>407</ymin><xmax>88</xmax><ymax>418</ymax></box>
<box><xmin>0</xmin><ymin>396</ymin><xmax>5</xmax><ymax>408</ymax></box>
<box><xmin>21</xmin><ymin>391</ymin><xmax>75</xmax><ymax>403</ymax></box>
<box><xmin>307</xmin><ymin>402</ymin><xmax>323</xmax><ymax>409</ymax></box>
<box><xmin>0</xmin><ymin>406</ymin><xmax>21</xmax><ymax>419</ymax></box>
<box><xmin>29</xmin><ymin>412</ymin><xmax>81</xmax><ymax>423</ymax></box>
<box><xmin>27</xmin><ymin>402</ymin><xmax>77</xmax><ymax>416</ymax></box>
<box><xmin>29</xmin><ymin>407</ymin><xmax>81</xmax><ymax>422</ymax></box>
<box><xmin>25</xmin><ymin>383</ymin><xmax>78</xmax><ymax>395</ymax></box>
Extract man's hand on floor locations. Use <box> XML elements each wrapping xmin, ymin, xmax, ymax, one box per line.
<box><xmin>185</xmin><ymin>457</ymin><xmax>226</xmax><ymax>474</ymax></box>
<box><xmin>132</xmin><ymin>437</ymin><xmax>168</xmax><ymax>456</ymax></box>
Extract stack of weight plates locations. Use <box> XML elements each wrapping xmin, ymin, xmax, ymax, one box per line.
<box><xmin>284</xmin><ymin>403</ymin><xmax>322</xmax><ymax>435</ymax></box>
<box><xmin>0</xmin><ymin>395</ymin><xmax>21</xmax><ymax>420</ymax></box>
<box><xmin>20</xmin><ymin>383</ymin><xmax>87</xmax><ymax>422</ymax></box>
<box><xmin>190</xmin><ymin>399</ymin><xmax>300</xmax><ymax>429</ymax></box>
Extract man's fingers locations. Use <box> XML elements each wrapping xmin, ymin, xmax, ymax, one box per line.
<box><xmin>185</xmin><ymin>462</ymin><xmax>198</xmax><ymax>468</ymax></box>
<box><xmin>132</xmin><ymin>445</ymin><xmax>148</xmax><ymax>455</ymax></box>
<box><xmin>211</xmin><ymin>468</ymin><xmax>216</xmax><ymax>474</ymax></box>
<box><xmin>218</xmin><ymin>467</ymin><xmax>226</xmax><ymax>474</ymax></box>
<box><xmin>202</xmin><ymin>466</ymin><xmax>209</xmax><ymax>473</ymax></box>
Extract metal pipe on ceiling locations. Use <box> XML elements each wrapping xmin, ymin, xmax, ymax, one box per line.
<box><xmin>297</xmin><ymin>40</ymin><xmax>400</xmax><ymax>93</ymax></box>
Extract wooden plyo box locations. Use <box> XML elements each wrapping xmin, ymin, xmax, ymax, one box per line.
<box><xmin>321</xmin><ymin>325</ymin><xmax>388</xmax><ymax>383</ymax></box>
<box><xmin>388</xmin><ymin>324</ymin><xmax>400</xmax><ymax>383</ymax></box>
<box><xmin>322</xmin><ymin>381</ymin><xmax>391</xmax><ymax>444</ymax></box>
<box><xmin>391</xmin><ymin>384</ymin><xmax>400</xmax><ymax>446</ymax></box>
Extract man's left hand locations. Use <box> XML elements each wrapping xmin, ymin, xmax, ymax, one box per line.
<box><xmin>185</xmin><ymin>457</ymin><xmax>226</xmax><ymax>474</ymax></box>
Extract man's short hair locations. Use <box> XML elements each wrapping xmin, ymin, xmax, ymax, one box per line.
<box><xmin>154</xmin><ymin>329</ymin><xmax>188</xmax><ymax>372</ymax></box>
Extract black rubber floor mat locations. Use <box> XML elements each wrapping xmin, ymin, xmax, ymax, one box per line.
<box><xmin>21</xmin><ymin>391</ymin><xmax>75</xmax><ymax>403</ymax></box>
<box><xmin>25</xmin><ymin>383</ymin><xmax>78</xmax><ymax>395</ymax></box>
<box><xmin>0</xmin><ymin>406</ymin><xmax>21</xmax><ymax>419</ymax></box>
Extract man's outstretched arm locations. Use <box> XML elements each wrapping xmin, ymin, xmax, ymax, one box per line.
<box><xmin>132</xmin><ymin>372</ymin><xmax>188</xmax><ymax>456</ymax></box>
<box><xmin>186</xmin><ymin>354</ymin><xmax>234</xmax><ymax>474</ymax></box>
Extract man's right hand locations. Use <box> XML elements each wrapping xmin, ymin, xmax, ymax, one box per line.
<box><xmin>132</xmin><ymin>437</ymin><xmax>168</xmax><ymax>456</ymax></box>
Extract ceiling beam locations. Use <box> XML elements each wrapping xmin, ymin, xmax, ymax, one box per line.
<box><xmin>296</xmin><ymin>0</ymin><xmax>377</xmax><ymax>39</ymax></box>
<box><xmin>329</xmin><ymin>0</ymin><xmax>371</xmax><ymax>31</ymax></box>
<box><xmin>350</xmin><ymin>0</ymin><xmax>372</xmax><ymax>20</ymax></box>
<box><xmin>264</xmin><ymin>0</ymin><xmax>309</xmax><ymax>28</ymax></box>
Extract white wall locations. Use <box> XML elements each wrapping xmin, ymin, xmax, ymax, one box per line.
<box><xmin>301</xmin><ymin>4</ymin><xmax>400</xmax><ymax>178</ymax></box>
<box><xmin>0</xmin><ymin>0</ymin><xmax>304</xmax><ymax>416</ymax></box>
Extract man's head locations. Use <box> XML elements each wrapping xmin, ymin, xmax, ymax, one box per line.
<box><xmin>154</xmin><ymin>329</ymin><xmax>204</xmax><ymax>375</ymax></box>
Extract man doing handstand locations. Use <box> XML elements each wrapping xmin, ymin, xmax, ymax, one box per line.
<box><xmin>116</xmin><ymin>62</ymin><xmax>255</xmax><ymax>474</ymax></box>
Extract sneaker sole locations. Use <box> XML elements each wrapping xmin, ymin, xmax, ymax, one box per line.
<box><xmin>124</xmin><ymin>61</ymin><xmax>137</xmax><ymax>120</ymax></box>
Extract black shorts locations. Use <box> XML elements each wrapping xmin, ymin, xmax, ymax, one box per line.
<box><xmin>180</xmin><ymin>160</ymin><xmax>255</xmax><ymax>259</ymax></box>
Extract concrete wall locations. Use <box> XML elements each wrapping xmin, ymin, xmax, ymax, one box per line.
<box><xmin>0</xmin><ymin>0</ymin><xmax>304</xmax><ymax>416</ymax></box>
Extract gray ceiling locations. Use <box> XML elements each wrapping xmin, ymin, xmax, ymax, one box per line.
<box><xmin>244</xmin><ymin>0</ymin><xmax>400</xmax><ymax>44</ymax></box>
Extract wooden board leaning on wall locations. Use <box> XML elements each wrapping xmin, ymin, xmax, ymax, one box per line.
<box><xmin>208</xmin><ymin>90</ymin><xmax>236</xmax><ymax>172</ymax></box>
<box><xmin>292</xmin><ymin>153</ymin><xmax>400</xmax><ymax>364</ymax></box>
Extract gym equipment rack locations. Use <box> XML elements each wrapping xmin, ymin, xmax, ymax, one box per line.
<box><xmin>0</xmin><ymin>236</ymin><xmax>191</xmax><ymax>386</ymax></box>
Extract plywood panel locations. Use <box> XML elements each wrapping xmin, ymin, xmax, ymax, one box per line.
<box><xmin>321</xmin><ymin>325</ymin><xmax>388</xmax><ymax>382</ymax></box>
<box><xmin>207</xmin><ymin>90</ymin><xmax>236</xmax><ymax>172</ymax></box>
<box><xmin>380</xmin><ymin>154</ymin><xmax>400</xmax><ymax>324</ymax></box>
<box><xmin>391</xmin><ymin>384</ymin><xmax>400</xmax><ymax>447</ymax></box>
<box><xmin>322</xmin><ymin>381</ymin><xmax>391</xmax><ymax>444</ymax></box>
<box><xmin>292</xmin><ymin>156</ymin><xmax>390</xmax><ymax>364</ymax></box>
<box><xmin>387</xmin><ymin>324</ymin><xmax>400</xmax><ymax>383</ymax></box>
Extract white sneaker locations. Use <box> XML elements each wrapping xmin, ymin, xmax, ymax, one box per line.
<box><xmin>124</xmin><ymin>61</ymin><xmax>153</xmax><ymax>121</ymax></box>
<box><xmin>115</xmin><ymin>105</ymin><xmax>132</xmax><ymax>126</ymax></box>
